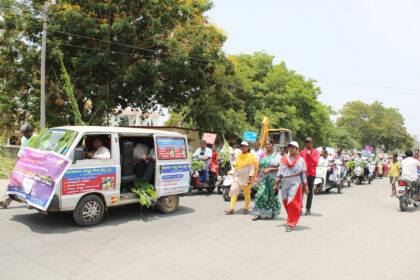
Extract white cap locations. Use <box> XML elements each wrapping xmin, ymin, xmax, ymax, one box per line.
<box><xmin>240</xmin><ymin>141</ymin><xmax>249</xmax><ymax>147</ymax></box>
<box><xmin>288</xmin><ymin>141</ymin><xmax>299</xmax><ymax>149</ymax></box>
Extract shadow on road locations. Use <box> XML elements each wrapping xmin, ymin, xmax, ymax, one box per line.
<box><xmin>276</xmin><ymin>224</ymin><xmax>311</xmax><ymax>231</ymax></box>
<box><xmin>9</xmin><ymin>204</ymin><xmax>195</xmax><ymax>234</ymax></box>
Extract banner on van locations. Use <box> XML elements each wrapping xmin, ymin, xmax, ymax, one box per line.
<box><xmin>62</xmin><ymin>167</ymin><xmax>116</xmax><ymax>195</ymax></box>
<box><xmin>156</xmin><ymin>137</ymin><xmax>187</xmax><ymax>160</ymax></box>
<box><xmin>158</xmin><ymin>163</ymin><xmax>190</xmax><ymax>196</ymax></box>
<box><xmin>7</xmin><ymin>148</ymin><xmax>71</xmax><ymax>211</ymax></box>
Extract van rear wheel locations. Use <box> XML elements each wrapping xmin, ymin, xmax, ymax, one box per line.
<box><xmin>73</xmin><ymin>194</ymin><xmax>105</xmax><ymax>227</ymax></box>
<box><xmin>156</xmin><ymin>195</ymin><xmax>179</xmax><ymax>214</ymax></box>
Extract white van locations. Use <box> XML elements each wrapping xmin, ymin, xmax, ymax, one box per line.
<box><xmin>9</xmin><ymin>126</ymin><xmax>191</xmax><ymax>226</ymax></box>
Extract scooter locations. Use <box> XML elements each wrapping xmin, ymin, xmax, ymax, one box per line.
<box><xmin>222</xmin><ymin>169</ymin><xmax>257</xmax><ymax>201</ymax></box>
<box><xmin>335</xmin><ymin>160</ymin><xmax>351</xmax><ymax>188</ymax></box>
<box><xmin>353</xmin><ymin>163</ymin><xmax>371</xmax><ymax>185</ymax></box>
<box><xmin>313</xmin><ymin>162</ymin><xmax>343</xmax><ymax>194</ymax></box>
<box><xmin>396</xmin><ymin>178</ymin><xmax>420</xmax><ymax>211</ymax></box>
<box><xmin>190</xmin><ymin>158</ymin><xmax>217</xmax><ymax>193</ymax></box>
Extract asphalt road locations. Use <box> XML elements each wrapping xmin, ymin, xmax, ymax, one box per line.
<box><xmin>0</xmin><ymin>177</ymin><xmax>419</xmax><ymax>280</ymax></box>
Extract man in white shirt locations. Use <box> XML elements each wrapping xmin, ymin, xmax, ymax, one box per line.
<box><xmin>400</xmin><ymin>150</ymin><xmax>420</xmax><ymax>184</ymax></box>
<box><xmin>250</xmin><ymin>141</ymin><xmax>263</xmax><ymax>161</ymax></box>
<box><xmin>135</xmin><ymin>142</ymin><xmax>156</xmax><ymax>183</ymax></box>
<box><xmin>85</xmin><ymin>136</ymin><xmax>111</xmax><ymax>160</ymax></box>
<box><xmin>318</xmin><ymin>149</ymin><xmax>329</xmax><ymax>168</ymax></box>
<box><xmin>193</xmin><ymin>140</ymin><xmax>212</xmax><ymax>183</ymax></box>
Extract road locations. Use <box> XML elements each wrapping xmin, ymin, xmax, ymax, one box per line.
<box><xmin>0</xmin><ymin>177</ymin><xmax>419</xmax><ymax>280</ymax></box>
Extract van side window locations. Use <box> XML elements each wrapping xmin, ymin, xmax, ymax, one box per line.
<box><xmin>84</xmin><ymin>134</ymin><xmax>112</xmax><ymax>160</ymax></box>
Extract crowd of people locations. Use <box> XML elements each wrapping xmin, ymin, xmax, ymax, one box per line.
<box><xmin>194</xmin><ymin>138</ymin><xmax>420</xmax><ymax>233</ymax></box>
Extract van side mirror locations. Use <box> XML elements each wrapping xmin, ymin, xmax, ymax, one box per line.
<box><xmin>74</xmin><ymin>148</ymin><xmax>85</xmax><ymax>162</ymax></box>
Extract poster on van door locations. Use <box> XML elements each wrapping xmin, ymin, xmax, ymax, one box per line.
<box><xmin>158</xmin><ymin>164</ymin><xmax>190</xmax><ymax>196</ymax></box>
<box><xmin>61</xmin><ymin>167</ymin><xmax>116</xmax><ymax>195</ymax></box>
<box><xmin>7</xmin><ymin>148</ymin><xmax>71</xmax><ymax>211</ymax></box>
<box><xmin>156</xmin><ymin>137</ymin><xmax>187</xmax><ymax>160</ymax></box>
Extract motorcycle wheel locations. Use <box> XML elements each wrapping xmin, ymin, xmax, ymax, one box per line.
<box><xmin>217</xmin><ymin>186</ymin><xmax>223</xmax><ymax>194</ymax></box>
<box><xmin>206</xmin><ymin>186</ymin><xmax>215</xmax><ymax>193</ymax></box>
<box><xmin>357</xmin><ymin>177</ymin><xmax>362</xmax><ymax>185</ymax></box>
<box><xmin>347</xmin><ymin>179</ymin><xmax>351</xmax><ymax>187</ymax></box>
<box><xmin>222</xmin><ymin>187</ymin><xmax>230</xmax><ymax>201</ymax></box>
<box><xmin>399</xmin><ymin>196</ymin><xmax>408</xmax><ymax>211</ymax></box>
<box><xmin>337</xmin><ymin>185</ymin><xmax>342</xmax><ymax>194</ymax></box>
<box><xmin>368</xmin><ymin>177</ymin><xmax>372</xmax><ymax>184</ymax></box>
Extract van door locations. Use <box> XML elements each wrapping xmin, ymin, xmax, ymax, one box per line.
<box><xmin>60</xmin><ymin>133</ymin><xmax>121</xmax><ymax>210</ymax></box>
<box><xmin>153</xmin><ymin>135</ymin><xmax>190</xmax><ymax>198</ymax></box>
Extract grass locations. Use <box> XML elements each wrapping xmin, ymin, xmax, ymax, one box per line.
<box><xmin>0</xmin><ymin>155</ymin><xmax>15</xmax><ymax>179</ymax></box>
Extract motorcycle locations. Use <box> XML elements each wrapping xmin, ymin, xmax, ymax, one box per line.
<box><xmin>396</xmin><ymin>178</ymin><xmax>420</xmax><ymax>211</ymax></box>
<box><xmin>353</xmin><ymin>162</ymin><xmax>371</xmax><ymax>185</ymax></box>
<box><xmin>314</xmin><ymin>160</ymin><xmax>345</xmax><ymax>194</ymax></box>
<box><xmin>190</xmin><ymin>157</ymin><xmax>217</xmax><ymax>193</ymax></box>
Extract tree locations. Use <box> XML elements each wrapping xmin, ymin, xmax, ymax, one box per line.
<box><xmin>327</xmin><ymin>128</ymin><xmax>360</xmax><ymax>150</ymax></box>
<box><xmin>167</xmin><ymin>52</ymin><xmax>333</xmax><ymax>145</ymax></box>
<box><xmin>1</xmin><ymin>0</ymin><xmax>229</xmax><ymax>129</ymax></box>
<box><xmin>336</xmin><ymin>101</ymin><xmax>413</xmax><ymax>151</ymax></box>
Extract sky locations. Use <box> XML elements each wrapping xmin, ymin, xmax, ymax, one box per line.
<box><xmin>206</xmin><ymin>0</ymin><xmax>420</xmax><ymax>139</ymax></box>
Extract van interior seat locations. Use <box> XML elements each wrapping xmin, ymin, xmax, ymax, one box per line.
<box><xmin>120</xmin><ymin>141</ymin><xmax>136</xmax><ymax>184</ymax></box>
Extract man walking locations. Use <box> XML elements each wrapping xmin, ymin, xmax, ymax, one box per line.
<box><xmin>299</xmin><ymin>137</ymin><xmax>319</xmax><ymax>216</ymax></box>
<box><xmin>1</xmin><ymin>124</ymin><xmax>37</xmax><ymax>209</ymax></box>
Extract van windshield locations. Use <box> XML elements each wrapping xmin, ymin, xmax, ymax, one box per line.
<box><xmin>27</xmin><ymin>128</ymin><xmax>78</xmax><ymax>155</ymax></box>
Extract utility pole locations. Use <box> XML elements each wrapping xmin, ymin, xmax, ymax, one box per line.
<box><xmin>40</xmin><ymin>2</ymin><xmax>49</xmax><ymax>130</ymax></box>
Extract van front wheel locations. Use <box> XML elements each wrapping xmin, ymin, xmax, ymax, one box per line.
<box><xmin>156</xmin><ymin>195</ymin><xmax>179</xmax><ymax>214</ymax></box>
<box><xmin>73</xmin><ymin>194</ymin><xmax>105</xmax><ymax>227</ymax></box>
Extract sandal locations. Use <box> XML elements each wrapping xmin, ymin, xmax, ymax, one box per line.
<box><xmin>285</xmin><ymin>225</ymin><xmax>293</xmax><ymax>232</ymax></box>
<box><xmin>224</xmin><ymin>209</ymin><xmax>234</xmax><ymax>215</ymax></box>
<box><xmin>242</xmin><ymin>209</ymin><xmax>249</xmax><ymax>214</ymax></box>
<box><xmin>252</xmin><ymin>215</ymin><xmax>261</xmax><ymax>221</ymax></box>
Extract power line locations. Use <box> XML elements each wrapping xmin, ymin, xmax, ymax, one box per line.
<box><xmin>51</xmin><ymin>29</ymin><xmax>215</xmax><ymax>64</ymax></box>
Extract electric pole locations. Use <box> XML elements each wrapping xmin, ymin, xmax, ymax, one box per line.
<box><xmin>40</xmin><ymin>2</ymin><xmax>49</xmax><ymax>130</ymax></box>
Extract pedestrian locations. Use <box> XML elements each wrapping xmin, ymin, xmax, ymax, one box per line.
<box><xmin>299</xmin><ymin>137</ymin><xmax>319</xmax><ymax>216</ymax></box>
<box><xmin>252</xmin><ymin>140</ymin><xmax>281</xmax><ymax>220</ymax></box>
<box><xmin>388</xmin><ymin>154</ymin><xmax>400</xmax><ymax>197</ymax></box>
<box><xmin>274</xmin><ymin>141</ymin><xmax>309</xmax><ymax>232</ymax></box>
<box><xmin>224</xmin><ymin>141</ymin><xmax>257</xmax><ymax>215</ymax></box>
<box><xmin>1</xmin><ymin>124</ymin><xmax>37</xmax><ymax>209</ymax></box>
<box><xmin>250</xmin><ymin>141</ymin><xmax>264</xmax><ymax>162</ymax></box>
<box><xmin>210</xmin><ymin>145</ymin><xmax>219</xmax><ymax>177</ymax></box>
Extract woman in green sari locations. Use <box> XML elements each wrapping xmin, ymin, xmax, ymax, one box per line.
<box><xmin>252</xmin><ymin>140</ymin><xmax>281</xmax><ymax>220</ymax></box>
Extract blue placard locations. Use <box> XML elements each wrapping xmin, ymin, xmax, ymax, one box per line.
<box><xmin>243</xmin><ymin>131</ymin><xmax>258</xmax><ymax>142</ymax></box>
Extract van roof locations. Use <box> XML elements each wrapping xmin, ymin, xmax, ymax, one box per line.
<box><xmin>54</xmin><ymin>126</ymin><xmax>184</xmax><ymax>137</ymax></box>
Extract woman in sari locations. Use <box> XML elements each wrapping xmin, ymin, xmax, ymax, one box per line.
<box><xmin>274</xmin><ymin>141</ymin><xmax>309</xmax><ymax>232</ymax></box>
<box><xmin>225</xmin><ymin>141</ymin><xmax>257</xmax><ymax>215</ymax></box>
<box><xmin>210</xmin><ymin>145</ymin><xmax>219</xmax><ymax>177</ymax></box>
<box><xmin>252</xmin><ymin>140</ymin><xmax>281</xmax><ymax>220</ymax></box>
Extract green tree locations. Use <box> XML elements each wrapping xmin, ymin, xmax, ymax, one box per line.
<box><xmin>1</xmin><ymin>0</ymin><xmax>229</xmax><ymax>129</ymax></box>
<box><xmin>167</xmin><ymin>52</ymin><xmax>333</xmax><ymax>145</ymax></box>
<box><xmin>336</xmin><ymin>101</ymin><xmax>413</xmax><ymax>151</ymax></box>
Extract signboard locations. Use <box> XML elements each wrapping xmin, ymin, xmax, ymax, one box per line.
<box><xmin>7</xmin><ymin>148</ymin><xmax>71</xmax><ymax>211</ymax></box>
<box><xmin>62</xmin><ymin>167</ymin><xmax>116</xmax><ymax>195</ymax></box>
<box><xmin>243</xmin><ymin>131</ymin><xmax>258</xmax><ymax>142</ymax></box>
<box><xmin>158</xmin><ymin>163</ymin><xmax>190</xmax><ymax>196</ymax></box>
<box><xmin>156</xmin><ymin>137</ymin><xmax>187</xmax><ymax>160</ymax></box>
<box><xmin>365</xmin><ymin>146</ymin><xmax>374</xmax><ymax>152</ymax></box>
<box><xmin>202</xmin><ymin>133</ymin><xmax>217</xmax><ymax>145</ymax></box>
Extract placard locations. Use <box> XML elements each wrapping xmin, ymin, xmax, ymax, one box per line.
<box><xmin>156</xmin><ymin>137</ymin><xmax>187</xmax><ymax>160</ymax></box>
<box><xmin>7</xmin><ymin>148</ymin><xmax>71</xmax><ymax>211</ymax></box>
<box><xmin>243</xmin><ymin>131</ymin><xmax>258</xmax><ymax>142</ymax></box>
<box><xmin>202</xmin><ymin>133</ymin><xmax>217</xmax><ymax>145</ymax></box>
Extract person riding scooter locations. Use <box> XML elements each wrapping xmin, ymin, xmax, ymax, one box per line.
<box><xmin>193</xmin><ymin>140</ymin><xmax>212</xmax><ymax>185</ymax></box>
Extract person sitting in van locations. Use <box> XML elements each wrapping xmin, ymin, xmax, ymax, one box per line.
<box><xmin>135</xmin><ymin>142</ymin><xmax>156</xmax><ymax>183</ymax></box>
<box><xmin>85</xmin><ymin>136</ymin><xmax>111</xmax><ymax>160</ymax></box>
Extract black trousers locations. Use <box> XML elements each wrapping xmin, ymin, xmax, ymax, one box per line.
<box><xmin>135</xmin><ymin>161</ymin><xmax>155</xmax><ymax>183</ymax></box>
<box><xmin>306</xmin><ymin>175</ymin><xmax>315</xmax><ymax>211</ymax></box>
